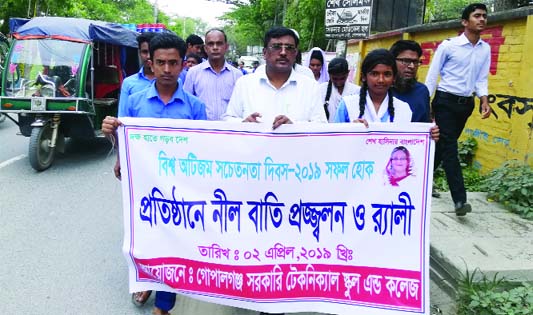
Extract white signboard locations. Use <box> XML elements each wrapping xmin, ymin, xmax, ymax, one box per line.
<box><xmin>326</xmin><ymin>0</ymin><xmax>373</xmax><ymax>39</ymax></box>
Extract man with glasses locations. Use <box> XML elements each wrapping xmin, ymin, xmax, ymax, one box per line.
<box><xmin>425</xmin><ymin>3</ymin><xmax>492</xmax><ymax>216</ymax></box>
<box><xmin>184</xmin><ymin>28</ymin><xmax>242</xmax><ymax>121</ymax></box>
<box><xmin>390</xmin><ymin>40</ymin><xmax>441</xmax><ymax>197</ymax></box>
<box><xmin>390</xmin><ymin>40</ymin><xmax>431</xmax><ymax>124</ymax></box>
<box><xmin>224</xmin><ymin>26</ymin><xmax>325</xmax><ymax>315</ymax></box>
<box><xmin>223</xmin><ymin>26</ymin><xmax>326</xmax><ymax>128</ymax></box>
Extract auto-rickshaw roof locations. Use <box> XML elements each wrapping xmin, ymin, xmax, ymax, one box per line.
<box><xmin>12</xmin><ymin>16</ymin><xmax>138</xmax><ymax>48</ymax></box>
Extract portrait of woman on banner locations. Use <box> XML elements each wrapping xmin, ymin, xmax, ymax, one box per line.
<box><xmin>385</xmin><ymin>146</ymin><xmax>415</xmax><ymax>186</ymax></box>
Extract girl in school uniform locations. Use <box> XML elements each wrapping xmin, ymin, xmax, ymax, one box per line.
<box><xmin>334</xmin><ymin>49</ymin><xmax>413</xmax><ymax>124</ymax></box>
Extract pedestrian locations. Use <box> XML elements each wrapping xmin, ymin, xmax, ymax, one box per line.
<box><xmin>238</xmin><ymin>60</ymin><xmax>248</xmax><ymax>75</ymax></box>
<box><xmin>179</xmin><ymin>34</ymin><xmax>204</xmax><ymax>84</ymax></box>
<box><xmin>252</xmin><ymin>60</ymin><xmax>260</xmax><ymax>72</ymax></box>
<box><xmin>424</xmin><ymin>3</ymin><xmax>492</xmax><ymax>216</ymax></box>
<box><xmin>101</xmin><ymin>32</ymin><xmax>207</xmax><ymax>315</ymax></box>
<box><xmin>304</xmin><ymin>47</ymin><xmax>329</xmax><ymax>83</ymax></box>
<box><xmin>223</xmin><ymin>25</ymin><xmax>326</xmax><ymax>315</ymax></box>
<box><xmin>184</xmin><ymin>28</ymin><xmax>242</xmax><ymax>121</ymax></box>
<box><xmin>185</xmin><ymin>34</ymin><xmax>204</xmax><ymax>56</ymax></box>
<box><xmin>390</xmin><ymin>39</ymin><xmax>441</xmax><ymax>197</ymax></box>
<box><xmin>117</xmin><ymin>32</ymin><xmax>157</xmax><ymax>117</ymax></box>
<box><xmin>334</xmin><ymin>49</ymin><xmax>413</xmax><ymax>124</ymax></box>
<box><xmin>185</xmin><ymin>53</ymin><xmax>201</xmax><ymax>69</ymax></box>
<box><xmin>321</xmin><ymin>57</ymin><xmax>360</xmax><ymax>122</ymax></box>
<box><xmin>389</xmin><ymin>40</ymin><xmax>431</xmax><ymax>123</ymax></box>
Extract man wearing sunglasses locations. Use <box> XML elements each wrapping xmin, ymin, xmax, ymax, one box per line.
<box><xmin>223</xmin><ymin>26</ymin><xmax>326</xmax><ymax>128</ymax></box>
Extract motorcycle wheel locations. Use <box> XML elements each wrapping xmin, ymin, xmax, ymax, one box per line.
<box><xmin>29</xmin><ymin>124</ymin><xmax>55</xmax><ymax>171</ymax></box>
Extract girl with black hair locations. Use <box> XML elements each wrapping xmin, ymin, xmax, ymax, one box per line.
<box><xmin>321</xmin><ymin>57</ymin><xmax>360</xmax><ymax>122</ymax></box>
<box><xmin>334</xmin><ymin>49</ymin><xmax>412</xmax><ymax>124</ymax></box>
<box><xmin>304</xmin><ymin>47</ymin><xmax>330</xmax><ymax>83</ymax></box>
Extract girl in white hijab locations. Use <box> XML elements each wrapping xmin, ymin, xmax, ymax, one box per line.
<box><xmin>304</xmin><ymin>47</ymin><xmax>329</xmax><ymax>83</ymax></box>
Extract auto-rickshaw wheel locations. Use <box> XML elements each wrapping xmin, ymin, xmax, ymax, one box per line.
<box><xmin>29</xmin><ymin>124</ymin><xmax>55</xmax><ymax>171</ymax></box>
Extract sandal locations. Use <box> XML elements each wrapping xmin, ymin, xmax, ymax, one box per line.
<box><xmin>152</xmin><ymin>307</ymin><xmax>171</xmax><ymax>315</ymax></box>
<box><xmin>131</xmin><ymin>290</ymin><xmax>152</xmax><ymax>307</ymax></box>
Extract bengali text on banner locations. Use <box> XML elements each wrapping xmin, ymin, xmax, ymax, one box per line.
<box><xmin>118</xmin><ymin>118</ymin><xmax>435</xmax><ymax>315</ymax></box>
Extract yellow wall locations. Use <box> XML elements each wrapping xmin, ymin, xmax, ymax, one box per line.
<box><xmin>347</xmin><ymin>14</ymin><xmax>533</xmax><ymax>172</ymax></box>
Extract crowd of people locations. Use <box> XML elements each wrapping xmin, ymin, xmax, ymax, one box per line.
<box><xmin>101</xmin><ymin>3</ymin><xmax>491</xmax><ymax>314</ymax></box>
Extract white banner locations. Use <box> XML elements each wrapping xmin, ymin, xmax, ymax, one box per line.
<box><xmin>118</xmin><ymin>118</ymin><xmax>435</xmax><ymax>315</ymax></box>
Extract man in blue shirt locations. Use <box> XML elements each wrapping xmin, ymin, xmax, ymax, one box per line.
<box><xmin>102</xmin><ymin>32</ymin><xmax>206</xmax><ymax>315</ymax></box>
<box><xmin>390</xmin><ymin>40</ymin><xmax>431</xmax><ymax>123</ymax></box>
<box><xmin>117</xmin><ymin>32</ymin><xmax>157</xmax><ymax>117</ymax></box>
<box><xmin>390</xmin><ymin>40</ymin><xmax>442</xmax><ymax>198</ymax></box>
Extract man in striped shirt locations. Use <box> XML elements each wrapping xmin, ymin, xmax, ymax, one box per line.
<box><xmin>184</xmin><ymin>28</ymin><xmax>242</xmax><ymax>121</ymax></box>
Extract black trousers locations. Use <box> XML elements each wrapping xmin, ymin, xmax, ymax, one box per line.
<box><xmin>432</xmin><ymin>91</ymin><xmax>475</xmax><ymax>204</ymax></box>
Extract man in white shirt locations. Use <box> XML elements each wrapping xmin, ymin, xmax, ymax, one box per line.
<box><xmin>224</xmin><ymin>26</ymin><xmax>326</xmax><ymax>315</ymax></box>
<box><xmin>424</xmin><ymin>3</ymin><xmax>492</xmax><ymax>216</ymax></box>
<box><xmin>320</xmin><ymin>57</ymin><xmax>360</xmax><ymax>122</ymax></box>
<box><xmin>223</xmin><ymin>27</ymin><xmax>326</xmax><ymax>128</ymax></box>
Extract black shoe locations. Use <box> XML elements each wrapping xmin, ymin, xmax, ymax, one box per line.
<box><xmin>454</xmin><ymin>201</ymin><xmax>472</xmax><ymax>216</ymax></box>
<box><xmin>432</xmin><ymin>188</ymin><xmax>441</xmax><ymax>198</ymax></box>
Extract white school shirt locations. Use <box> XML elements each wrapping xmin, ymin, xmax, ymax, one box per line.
<box><xmin>320</xmin><ymin>81</ymin><xmax>360</xmax><ymax>122</ymax></box>
<box><xmin>222</xmin><ymin>67</ymin><xmax>327</xmax><ymax>124</ymax></box>
<box><xmin>424</xmin><ymin>33</ymin><xmax>490</xmax><ymax>97</ymax></box>
<box><xmin>335</xmin><ymin>92</ymin><xmax>412</xmax><ymax>123</ymax></box>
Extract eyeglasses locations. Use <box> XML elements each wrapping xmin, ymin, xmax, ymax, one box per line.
<box><xmin>391</xmin><ymin>157</ymin><xmax>408</xmax><ymax>161</ymax></box>
<box><xmin>268</xmin><ymin>43</ymin><xmax>297</xmax><ymax>53</ymax></box>
<box><xmin>396</xmin><ymin>58</ymin><xmax>421</xmax><ymax>66</ymax></box>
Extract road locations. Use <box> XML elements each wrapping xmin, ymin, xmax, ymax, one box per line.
<box><xmin>0</xmin><ymin>119</ymin><xmax>450</xmax><ymax>315</ymax></box>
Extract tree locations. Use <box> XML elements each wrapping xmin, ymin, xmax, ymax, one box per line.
<box><xmin>221</xmin><ymin>0</ymin><xmax>328</xmax><ymax>55</ymax></box>
<box><xmin>423</xmin><ymin>0</ymin><xmax>473</xmax><ymax>22</ymax></box>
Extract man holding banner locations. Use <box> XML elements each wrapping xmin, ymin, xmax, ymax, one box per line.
<box><xmin>102</xmin><ymin>32</ymin><xmax>206</xmax><ymax>315</ymax></box>
<box><xmin>224</xmin><ymin>25</ymin><xmax>327</xmax><ymax>315</ymax></box>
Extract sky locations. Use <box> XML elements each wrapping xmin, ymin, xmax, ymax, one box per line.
<box><xmin>154</xmin><ymin>0</ymin><xmax>235</xmax><ymax>27</ymax></box>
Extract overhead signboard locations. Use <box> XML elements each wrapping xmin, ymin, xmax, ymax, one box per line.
<box><xmin>325</xmin><ymin>0</ymin><xmax>373</xmax><ymax>39</ymax></box>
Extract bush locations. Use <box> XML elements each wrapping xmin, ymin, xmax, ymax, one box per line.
<box><xmin>433</xmin><ymin>137</ymin><xmax>486</xmax><ymax>192</ymax></box>
<box><xmin>456</xmin><ymin>269</ymin><xmax>533</xmax><ymax>315</ymax></box>
<box><xmin>482</xmin><ymin>161</ymin><xmax>533</xmax><ymax>219</ymax></box>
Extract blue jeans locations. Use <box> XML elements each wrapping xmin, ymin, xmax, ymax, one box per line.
<box><xmin>155</xmin><ymin>291</ymin><xmax>176</xmax><ymax>312</ymax></box>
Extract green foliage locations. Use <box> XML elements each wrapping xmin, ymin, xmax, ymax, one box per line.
<box><xmin>482</xmin><ymin>161</ymin><xmax>533</xmax><ymax>219</ymax></box>
<box><xmin>222</xmin><ymin>0</ymin><xmax>328</xmax><ymax>56</ymax></box>
<box><xmin>456</xmin><ymin>268</ymin><xmax>533</xmax><ymax>315</ymax></box>
<box><xmin>433</xmin><ymin>137</ymin><xmax>486</xmax><ymax>192</ymax></box>
<box><xmin>284</xmin><ymin>0</ymin><xmax>327</xmax><ymax>50</ymax></box>
<box><xmin>424</xmin><ymin>0</ymin><xmax>478</xmax><ymax>22</ymax></box>
<box><xmin>458</xmin><ymin>136</ymin><xmax>477</xmax><ymax>167</ymax></box>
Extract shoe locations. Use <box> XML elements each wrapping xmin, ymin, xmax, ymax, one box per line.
<box><xmin>454</xmin><ymin>201</ymin><xmax>472</xmax><ymax>216</ymax></box>
<box><xmin>432</xmin><ymin>187</ymin><xmax>441</xmax><ymax>198</ymax></box>
<box><xmin>131</xmin><ymin>290</ymin><xmax>152</xmax><ymax>307</ymax></box>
